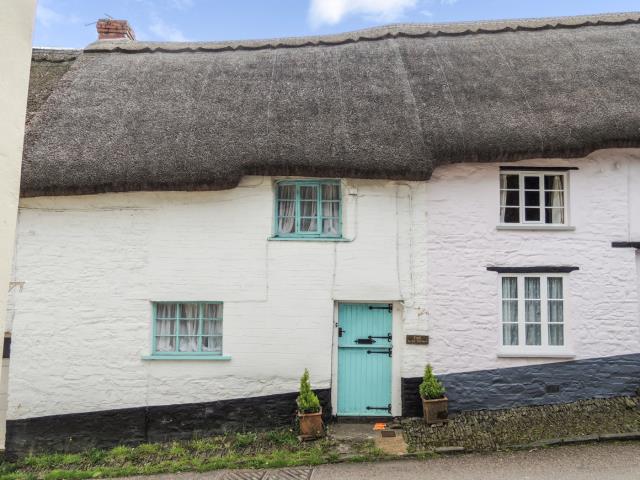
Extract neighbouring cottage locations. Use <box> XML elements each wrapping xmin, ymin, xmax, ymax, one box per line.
<box><xmin>4</xmin><ymin>13</ymin><xmax>640</xmax><ymax>456</ymax></box>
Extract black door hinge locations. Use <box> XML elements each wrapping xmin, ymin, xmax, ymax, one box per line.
<box><xmin>366</xmin><ymin>404</ymin><xmax>392</xmax><ymax>414</ymax></box>
<box><xmin>369</xmin><ymin>304</ymin><xmax>392</xmax><ymax>312</ymax></box>
<box><xmin>366</xmin><ymin>348</ymin><xmax>392</xmax><ymax>357</ymax></box>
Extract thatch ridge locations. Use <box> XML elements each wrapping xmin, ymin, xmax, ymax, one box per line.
<box><xmin>85</xmin><ymin>12</ymin><xmax>640</xmax><ymax>54</ymax></box>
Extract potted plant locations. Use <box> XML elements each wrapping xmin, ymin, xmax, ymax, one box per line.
<box><xmin>296</xmin><ymin>369</ymin><xmax>323</xmax><ymax>437</ymax></box>
<box><xmin>419</xmin><ymin>364</ymin><xmax>448</xmax><ymax>424</ymax></box>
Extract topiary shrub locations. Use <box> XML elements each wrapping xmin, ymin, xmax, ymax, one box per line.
<box><xmin>296</xmin><ymin>369</ymin><xmax>321</xmax><ymax>414</ymax></box>
<box><xmin>419</xmin><ymin>364</ymin><xmax>445</xmax><ymax>400</ymax></box>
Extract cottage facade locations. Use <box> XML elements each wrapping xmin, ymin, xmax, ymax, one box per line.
<box><xmin>5</xmin><ymin>14</ymin><xmax>640</xmax><ymax>455</ymax></box>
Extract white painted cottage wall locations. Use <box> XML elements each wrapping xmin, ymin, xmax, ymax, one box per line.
<box><xmin>7</xmin><ymin>150</ymin><xmax>640</xmax><ymax>420</ymax></box>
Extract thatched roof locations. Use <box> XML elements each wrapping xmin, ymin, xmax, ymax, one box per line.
<box><xmin>22</xmin><ymin>13</ymin><xmax>640</xmax><ymax>197</ymax></box>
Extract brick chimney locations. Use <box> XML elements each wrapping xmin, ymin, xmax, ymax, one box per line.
<box><xmin>96</xmin><ymin>19</ymin><xmax>135</xmax><ymax>41</ymax></box>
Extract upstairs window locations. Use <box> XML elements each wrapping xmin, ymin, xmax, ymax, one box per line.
<box><xmin>500</xmin><ymin>172</ymin><xmax>567</xmax><ymax>225</ymax></box>
<box><xmin>501</xmin><ymin>275</ymin><xmax>565</xmax><ymax>350</ymax></box>
<box><xmin>153</xmin><ymin>302</ymin><xmax>223</xmax><ymax>356</ymax></box>
<box><xmin>275</xmin><ymin>180</ymin><xmax>341</xmax><ymax>238</ymax></box>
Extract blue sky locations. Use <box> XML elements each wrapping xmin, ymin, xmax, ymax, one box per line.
<box><xmin>34</xmin><ymin>0</ymin><xmax>640</xmax><ymax>47</ymax></box>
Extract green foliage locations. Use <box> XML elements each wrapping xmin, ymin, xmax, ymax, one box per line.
<box><xmin>296</xmin><ymin>369</ymin><xmax>321</xmax><ymax>414</ymax></box>
<box><xmin>232</xmin><ymin>433</ymin><xmax>257</xmax><ymax>449</ymax></box>
<box><xmin>419</xmin><ymin>364</ymin><xmax>445</xmax><ymax>400</ymax></box>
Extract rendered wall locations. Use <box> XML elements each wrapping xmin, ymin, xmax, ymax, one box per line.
<box><xmin>0</xmin><ymin>0</ymin><xmax>37</xmax><ymax>450</ymax></box>
<box><xmin>6</xmin><ymin>151</ymin><xmax>640</xmax><ymax>431</ymax></box>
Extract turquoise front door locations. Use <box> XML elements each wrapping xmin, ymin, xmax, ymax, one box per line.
<box><xmin>337</xmin><ymin>303</ymin><xmax>393</xmax><ymax>416</ymax></box>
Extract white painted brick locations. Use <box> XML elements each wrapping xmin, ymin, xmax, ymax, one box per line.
<box><xmin>6</xmin><ymin>150</ymin><xmax>640</xmax><ymax>420</ymax></box>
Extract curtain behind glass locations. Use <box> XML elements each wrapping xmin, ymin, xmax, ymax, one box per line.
<box><xmin>156</xmin><ymin>304</ymin><xmax>176</xmax><ymax>352</ymax></box>
<box><xmin>203</xmin><ymin>303</ymin><xmax>222</xmax><ymax>353</ymax></box>
<box><xmin>524</xmin><ymin>277</ymin><xmax>541</xmax><ymax>345</ymax></box>
<box><xmin>501</xmin><ymin>277</ymin><xmax>518</xmax><ymax>345</ymax></box>
<box><xmin>179</xmin><ymin>304</ymin><xmax>199</xmax><ymax>352</ymax></box>
<box><xmin>547</xmin><ymin>278</ymin><xmax>564</xmax><ymax>345</ymax></box>
<box><xmin>322</xmin><ymin>184</ymin><xmax>339</xmax><ymax>234</ymax></box>
<box><xmin>545</xmin><ymin>175</ymin><xmax>565</xmax><ymax>224</ymax></box>
<box><xmin>299</xmin><ymin>185</ymin><xmax>318</xmax><ymax>232</ymax></box>
<box><xmin>277</xmin><ymin>185</ymin><xmax>295</xmax><ymax>234</ymax></box>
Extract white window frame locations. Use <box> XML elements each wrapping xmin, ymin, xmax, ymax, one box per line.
<box><xmin>499</xmin><ymin>171</ymin><xmax>569</xmax><ymax>227</ymax></box>
<box><xmin>498</xmin><ymin>273</ymin><xmax>573</xmax><ymax>358</ymax></box>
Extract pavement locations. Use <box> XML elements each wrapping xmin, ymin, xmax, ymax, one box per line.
<box><xmin>117</xmin><ymin>441</ymin><xmax>640</xmax><ymax>480</ymax></box>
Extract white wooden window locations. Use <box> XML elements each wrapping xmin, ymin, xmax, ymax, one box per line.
<box><xmin>500</xmin><ymin>275</ymin><xmax>566</xmax><ymax>354</ymax></box>
<box><xmin>500</xmin><ymin>172</ymin><xmax>568</xmax><ymax>225</ymax></box>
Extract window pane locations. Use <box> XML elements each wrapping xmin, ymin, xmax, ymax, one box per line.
<box><xmin>548</xmin><ymin>324</ymin><xmax>564</xmax><ymax>346</ymax></box>
<box><xmin>300</xmin><ymin>185</ymin><xmax>318</xmax><ymax>201</ymax></box>
<box><xmin>278</xmin><ymin>201</ymin><xmax>295</xmax><ymax>217</ymax></box>
<box><xmin>322</xmin><ymin>218</ymin><xmax>339</xmax><ymax>235</ymax></box>
<box><xmin>545</xmin><ymin>208</ymin><xmax>565</xmax><ymax>224</ymax></box>
<box><xmin>544</xmin><ymin>191</ymin><xmax>564</xmax><ymax>207</ymax></box>
<box><xmin>155</xmin><ymin>336</ymin><xmax>175</xmax><ymax>352</ymax></box>
<box><xmin>544</xmin><ymin>175</ymin><xmax>564</xmax><ymax>191</ymax></box>
<box><xmin>547</xmin><ymin>278</ymin><xmax>563</xmax><ymax>299</ymax></box>
<box><xmin>179</xmin><ymin>319</ymin><xmax>199</xmax><ymax>338</ymax></box>
<box><xmin>524</xmin><ymin>190</ymin><xmax>540</xmax><ymax>207</ymax></box>
<box><xmin>525</xmin><ymin>208</ymin><xmax>540</xmax><ymax>222</ymax></box>
<box><xmin>502</xmin><ymin>324</ymin><xmax>518</xmax><ymax>346</ymax></box>
<box><xmin>180</xmin><ymin>304</ymin><xmax>199</xmax><ymax>319</ymax></box>
<box><xmin>502</xmin><ymin>300</ymin><xmax>518</xmax><ymax>323</ymax></box>
<box><xmin>300</xmin><ymin>217</ymin><xmax>318</xmax><ymax>232</ymax></box>
<box><xmin>501</xmin><ymin>207</ymin><xmax>520</xmax><ymax>223</ymax></box>
<box><xmin>524</xmin><ymin>176</ymin><xmax>540</xmax><ymax>189</ymax></box>
<box><xmin>322</xmin><ymin>184</ymin><xmax>340</xmax><ymax>201</ymax></box>
<box><xmin>526</xmin><ymin>324</ymin><xmax>542</xmax><ymax>345</ymax></box>
<box><xmin>278</xmin><ymin>184</ymin><xmax>295</xmax><ymax>200</ymax></box>
<box><xmin>203</xmin><ymin>303</ymin><xmax>221</xmax><ymax>319</ymax></box>
<box><xmin>202</xmin><ymin>336</ymin><xmax>222</xmax><ymax>353</ymax></box>
<box><xmin>322</xmin><ymin>201</ymin><xmax>339</xmax><ymax>217</ymax></box>
<box><xmin>156</xmin><ymin>303</ymin><xmax>177</xmax><ymax>319</ymax></box>
<box><xmin>525</xmin><ymin>277</ymin><xmax>541</xmax><ymax>326</ymax></box>
<box><xmin>525</xmin><ymin>278</ymin><xmax>541</xmax><ymax>299</ymax></box>
<box><xmin>549</xmin><ymin>301</ymin><xmax>564</xmax><ymax>323</ymax></box>
<box><xmin>502</xmin><ymin>277</ymin><xmax>518</xmax><ymax>298</ymax></box>
<box><xmin>179</xmin><ymin>336</ymin><xmax>199</xmax><ymax>352</ymax></box>
<box><xmin>203</xmin><ymin>319</ymin><xmax>222</xmax><ymax>335</ymax></box>
<box><xmin>278</xmin><ymin>216</ymin><xmax>295</xmax><ymax>234</ymax></box>
<box><xmin>500</xmin><ymin>174</ymin><xmax>519</xmax><ymax>190</ymax></box>
<box><xmin>300</xmin><ymin>201</ymin><xmax>317</xmax><ymax>217</ymax></box>
<box><xmin>501</xmin><ymin>191</ymin><xmax>519</xmax><ymax>207</ymax></box>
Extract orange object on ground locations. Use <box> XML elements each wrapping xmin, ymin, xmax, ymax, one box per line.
<box><xmin>373</xmin><ymin>423</ymin><xmax>387</xmax><ymax>431</ymax></box>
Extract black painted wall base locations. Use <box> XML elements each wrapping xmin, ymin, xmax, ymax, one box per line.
<box><xmin>6</xmin><ymin>389</ymin><xmax>331</xmax><ymax>457</ymax></box>
<box><xmin>402</xmin><ymin>353</ymin><xmax>640</xmax><ymax>417</ymax></box>
<box><xmin>8</xmin><ymin>353</ymin><xmax>640</xmax><ymax>456</ymax></box>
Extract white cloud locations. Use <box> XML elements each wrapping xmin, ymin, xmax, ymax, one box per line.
<box><xmin>309</xmin><ymin>0</ymin><xmax>418</xmax><ymax>27</ymax></box>
<box><xmin>36</xmin><ymin>2</ymin><xmax>80</xmax><ymax>28</ymax></box>
<box><xmin>440</xmin><ymin>0</ymin><xmax>458</xmax><ymax>4</ymax></box>
<box><xmin>149</xmin><ymin>16</ymin><xmax>189</xmax><ymax>41</ymax></box>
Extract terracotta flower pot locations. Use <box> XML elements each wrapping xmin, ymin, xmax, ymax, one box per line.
<box><xmin>422</xmin><ymin>396</ymin><xmax>448</xmax><ymax>424</ymax></box>
<box><xmin>298</xmin><ymin>409</ymin><xmax>324</xmax><ymax>437</ymax></box>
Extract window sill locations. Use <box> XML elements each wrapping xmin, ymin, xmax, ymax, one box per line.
<box><xmin>496</xmin><ymin>225</ymin><xmax>575</xmax><ymax>232</ymax></box>
<box><xmin>142</xmin><ymin>355</ymin><xmax>232</xmax><ymax>361</ymax></box>
<box><xmin>268</xmin><ymin>236</ymin><xmax>351</xmax><ymax>242</ymax></box>
<box><xmin>497</xmin><ymin>350</ymin><xmax>575</xmax><ymax>359</ymax></box>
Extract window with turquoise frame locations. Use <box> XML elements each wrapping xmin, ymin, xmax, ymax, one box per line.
<box><xmin>274</xmin><ymin>180</ymin><xmax>341</xmax><ymax>238</ymax></box>
<box><xmin>152</xmin><ymin>302</ymin><xmax>223</xmax><ymax>356</ymax></box>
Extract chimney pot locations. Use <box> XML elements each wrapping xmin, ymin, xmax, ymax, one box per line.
<box><xmin>96</xmin><ymin>19</ymin><xmax>135</xmax><ymax>41</ymax></box>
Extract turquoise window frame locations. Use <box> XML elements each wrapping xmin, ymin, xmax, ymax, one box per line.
<box><xmin>148</xmin><ymin>301</ymin><xmax>226</xmax><ymax>359</ymax></box>
<box><xmin>273</xmin><ymin>180</ymin><xmax>342</xmax><ymax>239</ymax></box>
